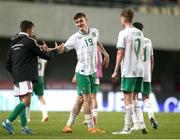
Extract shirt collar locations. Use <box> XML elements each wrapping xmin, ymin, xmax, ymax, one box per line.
<box><xmin>19</xmin><ymin>32</ymin><xmax>29</xmax><ymax>36</ymax></box>
<box><xmin>79</xmin><ymin>28</ymin><xmax>90</xmax><ymax>35</ymax></box>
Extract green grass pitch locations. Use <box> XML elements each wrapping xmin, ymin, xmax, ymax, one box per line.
<box><xmin>0</xmin><ymin>112</ymin><xmax>180</xmax><ymax>139</ymax></box>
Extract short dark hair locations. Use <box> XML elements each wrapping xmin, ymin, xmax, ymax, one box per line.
<box><xmin>133</xmin><ymin>22</ymin><xmax>144</xmax><ymax>31</ymax></box>
<box><xmin>20</xmin><ymin>20</ymin><xmax>34</xmax><ymax>32</ymax></box>
<box><xmin>74</xmin><ymin>12</ymin><xmax>86</xmax><ymax>20</ymax></box>
<box><xmin>121</xmin><ymin>9</ymin><xmax>134</xmax><ymax>23</ymax></box>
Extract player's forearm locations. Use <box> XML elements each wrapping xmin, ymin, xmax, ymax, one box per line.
<box><xmin>44</xmin><ymin>42</ymin><xmax>65</xmax><ymax>53</ymax></box>
<box><xmin>97</xmin><ymin>41</ymin><xmax>108</xmax><ymax>57</ymax></box>
<box><xmin>114</xmin><ymin>58</ymin><xmax>120</xmax><ymax>73</ymax></box>
<box><xmin>151</xmin><ymin>56</ymin><xmax>154</xmax><ymax>74</ymax></box>
<box><xmin>47</xmin><ymin>47</ymin><xmax>57</xmax><ymax>51</ymax></box>
<box><xmin>114</xmin><ymin>49</ymin><xmax>124</xmax><ymax>73</ymax></box>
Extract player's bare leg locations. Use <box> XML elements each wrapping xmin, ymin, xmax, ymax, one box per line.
<box><xmin>83</xmin><ymin>94</ymin><xmax>105</xmax><ymax>133</ymax></box>
<box><xmin>91</xmin><ymin>94</ymin><xmax>98</xmax><ymax>126</ymax></box>
<box><xmin>63</xmin><ymin>96</ymin><xmax>83</xmax><ymax>133</ymax></box>
<box><xmin>82</xmin><ymin>94</ymin><xmax>98</xmax><ymax>125</ymax></box>
<box><xmin>82</xmin><ymin>94</ymin><xmax>94</xmax><ymax>129</ymax></box>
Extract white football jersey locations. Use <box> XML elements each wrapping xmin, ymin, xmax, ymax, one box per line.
<box><xmin>116</xmin><ymin>27</ymin><xmax>144</xmax><ymax>78</ymax></box>
<box><xmin>37</xmin><ymin>57</ymin><xmax>47</xmax><ymax>76</ymax></box>
<box><xmin>143</xmin><ymin>37</ymin><xmax>154</xmax><ymax>82</ymax></box>
<box><xmin>64</xmin><ymin>28</ymin><xmax>99</xmax><ymax>75</ymax></box>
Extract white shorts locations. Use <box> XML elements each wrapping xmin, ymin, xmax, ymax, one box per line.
<box><xmin>14</xmin><ymin>81</ymin><xmax>33</xmax><ymax>97</ymax></box>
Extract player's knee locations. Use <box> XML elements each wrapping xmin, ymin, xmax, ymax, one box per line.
<box><xmin>79</xmin><ymin>98</ymin><xmax>84</xmax><ymax>104</ymax></box>
<box><xmin>38</xmin><ymin>96</ymin><xmax>44</xmax><ymax>101</ymax></box>
<box><xmin>23</xmin><ymin>100</ymin><xmax>31</xmax><ymax>106</ymax></box>
<box><xmin>22</xmin><ymin>93</ymin><xmax>32</xmax><ymax>106</ymax></box>
<box><xmin>143</xmin><ymin>95</ymin><xmax>149</xmax><ymax>100</ymax></box>
<box><xmin>83</xmin><ymin>96</ymin><xmax>91</xmax><ymax>103</ymax></box>
<box><xmin>91</xmin><ymin>94</ymin><xmax>96</xmax><ymax>100</ymax></box>
<box><xmin>77</xmin><ymin>96</ymin><xmax>84</xmax><ymax>105</ymax></box>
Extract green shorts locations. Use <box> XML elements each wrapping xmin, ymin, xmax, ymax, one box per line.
<box><xmin>121</xmin><ymin>77</ymin><xmax>143</xmax><ymax>93</ymax></box>
<box><xmin>76</xmin><ymin>72</ymin><xmax>98</xmax><ymax>96</ymax></box>
<box><xmin>91</xmin><ymin>78</ymin><xmax>100</xmax><ymax>94</ymax></box>
<box><xmin>142</xmin><ymin>82</ymin><xmax>151</xmax><ymax>95</ymax></box>
<box><xmin>33</xmin><ymin>76</ymin><xmax>44</xmax><ymax>96</ymax></box>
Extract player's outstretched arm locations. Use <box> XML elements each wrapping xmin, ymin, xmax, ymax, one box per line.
<box><xmin>39</xmin><ymin>41</ymin><xmax>61</xmax><ymax>52</ymax></box>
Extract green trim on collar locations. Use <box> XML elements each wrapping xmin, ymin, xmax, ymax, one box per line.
<box><xmin>79</xmin><ymin>28</ymin><xmax>90</xmax><ymax>35</ymax></box>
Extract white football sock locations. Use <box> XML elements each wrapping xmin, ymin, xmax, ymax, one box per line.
<box><xmin>92</xmin><ymin>108</ymin><xmax>98</xmax><ymax>125</ymax></box>
<box><xmin>132</xmin><ymin>101</ymin><xmax>139</xmax><ymax>127</ymax></box>
<box><xmin>124</xmin><ymin>104</ymin><xmax>133</xmax><ymax>130</ymax></box>
<box><xmin>66</xmin><ymin>112</ymin><xmax>77</xmax><ymax>127</ymax></box>
<box><xmin>41</xmin><ymin>104</ymin><xmax>48</xmax><ymax>117</ymax></box>
<box><xmin>134</xmin><ymin>100</ymin><xmax>145</xmax><ymax>126</ymax></box>
<box><xmin>26</xmin><ymin>107</ymin><xmax>30</xmax><ymax>119</ymax></box>
<box><xmin>84</xmin><ymin>114</ymin><xmax>94</xmax><ymax>129</ymax></box>
<box><xmin>144</xmin><ymin>99</ymin><xmax>154</xmax><ymax>119</ymax></box>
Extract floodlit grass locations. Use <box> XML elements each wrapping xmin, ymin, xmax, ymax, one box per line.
<box><xmin>0</xmin><ymin>111</ymin><xmax>180</xmax><ymax>139</ymax></box>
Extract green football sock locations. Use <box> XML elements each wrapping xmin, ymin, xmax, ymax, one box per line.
<box><xmin>8</xmin><ymin>102</ymin><xmax>26</xmax><ymax>122</ymax></box>
<box><xmin>19</xmin><ymin>108</ymin><xmax>27</xmax><ymax>127</ymax></box>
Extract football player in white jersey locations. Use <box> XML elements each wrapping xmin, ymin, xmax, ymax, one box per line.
<box><xmin>111</xmin><ymin>9</ymin><xmax>147</xmax><ymax>134</ymax></box>
<box><xmin>26</xmin><ymin>57</ymin><xmax>48</xmax><ymax>123</ymax></box>
<box><xmin>55</xmin><ymin>12</ymin><xmax>109</xmax><ymax>134</ymax></box>
<box><xmin>132</xmin><ymin>22</ymin><xmax>158</xmax><ymax>130</ymax></box>
<box><xmin>72</xmin><ymin>46</ymin><xmax>106</xmax><ymax>127</ymax></box>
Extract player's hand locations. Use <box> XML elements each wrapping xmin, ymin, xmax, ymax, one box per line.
<box><xmin>103</xmin><ymin>53</ymin><xmax>109</xmax><ymax>68</ymax></box>
<box><xmin>72</xmin><ymin>74</ymin><xmax>77</xmax><ymax>84</ymax></box>
<box><xmin>55</xmin><ymin>42</ymin><xmax>58</xmax><ymax>48</ymax></box>
<box><xmin>55</xmin><ymin>42</ymin><xmax>64</xmax><ymax>53</ymax></box>
<box><xmin>111</xmin><ymin>72</ymin><xmax>119</xmax><ymax>81</ymax></box>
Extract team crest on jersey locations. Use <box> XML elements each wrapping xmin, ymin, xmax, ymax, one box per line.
<box><xmin>77</xmin><ymin>36</ymin><xmax>82</xmax><ymax>39</ymax></box>
<box><xmin>92</xmin><ymin>32</ymin><xmax>96</xmax><ymax>37</ymax></box>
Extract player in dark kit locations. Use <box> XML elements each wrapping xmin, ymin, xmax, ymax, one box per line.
<box><xmin>2</xmin><ymin>20</ymin><xmax>59</xmax><ymax>134</ymax></box>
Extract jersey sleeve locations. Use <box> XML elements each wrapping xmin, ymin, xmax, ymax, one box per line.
<box><xmin>116</xmin><ymin>31</ymin><xmax>125</xmax><ymax>49</ymax></box>
<box><xmin>96</xmin><ymin>29</ymin><xmax>100</xmax><ymax>42</ymax></box>
<box><xmin>6</xmin><ymin>48</ymin><xmax>12</xmax><ymax>74</ymax></box>
<box><xmin>64</xmin><ymin>35</ymin><xmax>76</xmax><ymax>51</ymax></box>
